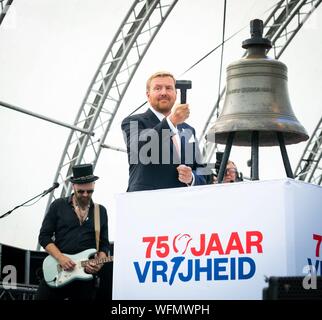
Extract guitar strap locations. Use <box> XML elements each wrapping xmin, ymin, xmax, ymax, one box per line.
<box><xmin>94</xmin><ymin>203</ymin><xmax>100</xmax><ymax>252</ymax></box>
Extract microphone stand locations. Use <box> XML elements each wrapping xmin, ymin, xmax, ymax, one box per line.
<box><xmin>0</xmin><ymin>187</ymin><xmax>53</xmax><ymax>219</ymax></box>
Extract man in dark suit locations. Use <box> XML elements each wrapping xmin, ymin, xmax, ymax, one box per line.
<box><xmin>121</xmin><ymin>71</ymin><xmax>206</xmax><ymax>192</ymax></box>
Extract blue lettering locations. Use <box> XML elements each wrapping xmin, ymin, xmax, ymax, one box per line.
<box><xmin>133</xmin><ymin>256</ymin><xmax>257</xmax><ymax>284</ymax></box>
<box><xmin>133</xmin><ymin>261</ymin><xmax>150</xmax><ymax>283</ymax></box>
<box><xmin>178</xmin><ymin>258</ymin><xmax>193</xmax><ymax>282</ymax></box>
<box><xmin>195</xmin><ymin>258</ymin><xmax>212</xmax><ymax>281</ymax></box>
<box><xmin>230</xmin><ymin>257</ymin><xmax>236</xmax><ymax>280</ymax></box>
<box><xmin>152</xmin><ymin>260</ymin><xmax>168</xmax><ymax>282</ymax></box>
<box><xmin>238</xmin><ymin>257</ymin><xmax>256</xmax><ymax>279</ymax></box>
<box><xmin>169</xmin><ymin>256</ymin><xmax>185</xmax><ymax>285</ymax></box>
<box><xmin>213</xmin><ymin>258</ymin><xmax>228</xmax><ymax>280</ymax></box>
<box><xmin>307</xmin><ymin>258</ymin><xmax>321</xmax><ymax>275</ymax></box>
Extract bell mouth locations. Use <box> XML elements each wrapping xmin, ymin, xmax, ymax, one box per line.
<box><xmin>207</xmin><ymin>127</ymin><xmax>309</xmax><ymax>147</ymax></box>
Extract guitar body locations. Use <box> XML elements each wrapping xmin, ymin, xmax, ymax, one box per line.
<box><xmin>43</xmin><ymin>248</ymin><xmax>97</xmax><ymax>288</ymax></box>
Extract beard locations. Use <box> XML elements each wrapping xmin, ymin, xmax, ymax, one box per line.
<box><xmin>154</xmin><ymin>105</ymin><xmax>172</xmax><ymax>114</ymax></box>
<box><xmin>75</xmin><ymin>193</ymin><xmax>91</xmax><ymax>208</ymax></box>
<box><xmin>152</xmin><ymin>96</ymin><xmax>174</xmax><ymax>114</ymax></box>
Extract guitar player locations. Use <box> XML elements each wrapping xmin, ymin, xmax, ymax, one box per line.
<box><xmin>37</xmin><ymin>164</ymin><xmax>112</xmax><ymax>300</ymax></box>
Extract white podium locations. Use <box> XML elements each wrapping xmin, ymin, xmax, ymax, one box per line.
<box><xmin>113</xmin><ymin>179</ymin><xmax>322</xmax><ymax>299</ymax></box>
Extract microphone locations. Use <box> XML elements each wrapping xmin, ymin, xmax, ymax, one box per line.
<box><xmin>42</xmin><ymin>182</ymin><xmax>60</xmax><ymax>196</ymax></box>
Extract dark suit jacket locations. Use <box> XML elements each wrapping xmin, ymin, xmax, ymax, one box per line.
<box><xmin>121</xmin><ymin>108</ymin><xmax>206</xmax><ymax>191</ymax></box>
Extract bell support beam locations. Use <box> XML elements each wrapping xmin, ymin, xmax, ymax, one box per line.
<box><xmin>251</xmin><ymin>131</ymin><xmax>259</xmax><ymax>180</ymax></box>
<box><xmin>217</xmin><ymin>132</ymin><xmax>235</xmax><ymax>183</ymax></box>
<box><xmin>277</xmin><ymin>132</ymin><xmax>295</xmax><ymax>178</ymax></box>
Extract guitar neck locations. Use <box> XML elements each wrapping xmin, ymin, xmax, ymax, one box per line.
<box><xmin>81</xmin><ymin>255</ymin><xmax>113</xmax><ymax>267</ymax></box>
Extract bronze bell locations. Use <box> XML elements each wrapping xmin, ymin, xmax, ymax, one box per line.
<box><xmin>207</xmin><ymin>19</ymin><xmax>309</xmax><ymax>146</ymax></box>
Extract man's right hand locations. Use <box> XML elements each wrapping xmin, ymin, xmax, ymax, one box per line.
<box><xmin>168</xmin><ymin>103</ymin><xmax>190</xmax><ymax>126</ymax></box>
<box><xmin>58</xmin><ymin>255</ymin><xmax>76</xmax><ymax>271</ymax></box>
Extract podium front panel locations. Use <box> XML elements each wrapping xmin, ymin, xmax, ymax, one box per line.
<box><xmin>113</xmin><ymin>179</ymin><xmax>322</xmax><ymax>299</ymax></box>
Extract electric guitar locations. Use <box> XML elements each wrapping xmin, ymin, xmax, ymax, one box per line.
<box><xmin>42</xmin><ymin>248</ymin><xmax>113</xmax><ymax>288</ymax></box>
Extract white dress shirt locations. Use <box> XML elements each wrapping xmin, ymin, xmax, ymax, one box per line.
<box><xmin>148</xmin><ymin>106</ymin><xmax>195</xmax><ymax>186</ymax></box>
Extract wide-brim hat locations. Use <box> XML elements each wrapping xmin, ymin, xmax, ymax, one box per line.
<box><xmin>70</xmin><ymin>163</ymin><xmax>99</xmax><ymax>184</ymax></box>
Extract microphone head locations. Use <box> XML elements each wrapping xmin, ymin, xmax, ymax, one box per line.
<box><xmin>53</xmin><ymin>182</ymin><xmax>59</xmax><ymax>188</ymax></box>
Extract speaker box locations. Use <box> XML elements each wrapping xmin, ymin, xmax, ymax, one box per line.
<box><xmin>263</xmin><ymin>276</ymin><xmax>322</xmax><ymax>299</ymax></box>
<box><xmin>29</xmin><ymin>250</ymin><xmax>47</xmax><ymax>285</ymax></box>
<box><xmin>0</xmin><ymin>244</ymin><xmax>47</xmax><ymax>285</ymax></box>
<box><xmin>0</xmin><ymin>244</ymin><xmax>25</xmax><ymax>284</ymax></box>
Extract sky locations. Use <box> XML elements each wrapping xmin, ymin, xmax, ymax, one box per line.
<box><xmin>0</xmin><ymin>0</ymin><xmax>321</xmax><ymax>250</ymax></box>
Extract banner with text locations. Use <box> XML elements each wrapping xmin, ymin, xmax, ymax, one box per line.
<box><xmin>113</xmin><ymin>179</ymin><xmax>322</xmax><ymax>299</ymax></box>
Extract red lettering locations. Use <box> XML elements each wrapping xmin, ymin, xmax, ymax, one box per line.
<box><xmin>225</xmin><ymin>232</ymin><xmax>244</xmax><ymax>254</ymax></box>
<box><xmin>155</xmin><ymin>236</ymin><xmax>169</xmax><ymax>258</ymax></box>
<box><xmin>191</xmin><ymin>231</ymin><xmax>264</xmax><ymax>256</ymax></box>
<box><xmin>142</xmin><ymin>236</ymin><xmax>155</xmax><ymax>258</ymax></box>
<box><xmin>143</xmin><ymin>236</ymin><xmax>170</xmax><ymax>258</ymax></box>
<box><xmin>190</xmin><ymin>234</ymin><xmax>206</xmax><ymax>256</ymax></box>
<box><xmin>246</xmin><ymin>231</ymin><xmax>263</xmax><ymax>253</ymax></box>
<box><xmin>205</xmin><ymin>233</ymin><xmax>224</xmax><ymax>255</ymax></box>
<box><xmin>313</xmin><ymin>234</ymin><xmax>322</xmax><ymax>257</ymax></box>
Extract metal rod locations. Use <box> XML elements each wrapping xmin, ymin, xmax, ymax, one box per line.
<box><xmin>277</xmin><ymin>132</ymin><xmax>294</xmax><ymax>178</ymax></box>
<box><xmin>100</xmin><ymin>143</ymin><xmax>126</xmax><ymax>153</ymax></box>
<box><xmin>0</xmin><ymin>244</ymin><xmax>2</xmax><ymax>275</ymax></box>
<box><xmin>217</xmin><ymin>132</ymin><xmax>235</xmax><ymax>183</ymax></box>
<box><xmin>251</xmin><ymin>131</ymin><xmax>259</xmax><ymax>180</ymax></box>
<box><xmin>0</xmin><ymin>100</ymin><xmax>94</xmax><ymax>136</ymax></box>
<box><xmin>24</xmin><ymin>250</ymin><xmax>30</xmax><ymax>285</ymax></box>
<box><xmin>0</xmin><ymin>0</ymin><xmax>13</xmax><ymax>25</ymax></box>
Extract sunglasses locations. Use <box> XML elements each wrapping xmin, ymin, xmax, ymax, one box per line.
<box><xmin>76</xmin><ymin>189</ymin><xmax>94</xmax><ymax>194</ymax></box>
<box><xmin>225</xmin><ymin>168</ymin><xmax>237</xmax><ymax>175</ymax></box>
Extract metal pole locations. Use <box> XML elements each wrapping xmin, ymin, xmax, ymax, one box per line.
<box><xmin>0</xmin><ymin>100</ymin><xmax>94</xmax><ymax>136</ymax></box>
<box><xmin>24</xmin><ymin>250</ymin><xmax>30</xmax><ymax>285</ymax></box>
<box><xmin>251</xmin><ymin>131</ymin><xmax>259</xmax><ymax>180</ymax></box>
<box><xmin>277</xmin><ymin>132</ymin><xmax>294</xmax><ymax>178</ymax></box>
<box><xmin>100</xmin><ymin>143</ymin><xmax>126</xmax><ymax>153</ymax></box>
<box><xmin>0</xmin><ymin>0</ymin><xmax>13</xmax><ymax>25</ymax></box>
<box><xmin>217</xmin><ymin>132</ymin><xmax>235</xmax><ymax>183</ymax></box>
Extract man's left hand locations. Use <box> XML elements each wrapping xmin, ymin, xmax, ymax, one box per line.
<box><xmin>84</xmin><ymin>252</ymin><xmax>106</xmax><ymax>274</ymax></box>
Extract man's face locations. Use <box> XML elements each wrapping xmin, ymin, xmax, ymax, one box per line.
<box><xmin>224</xmin><ymin>163</ymin><xmax>237</xmax><ymax>183</ymax></box>
<box><xmin>146</xmin><ymin>76</ymin><xmax>177</xmax><ymax>115</ymax></box>
<box><xmin>73</xmin><ymin>182</ymin><xmax>95</xmax><ymax>207</ymax></box>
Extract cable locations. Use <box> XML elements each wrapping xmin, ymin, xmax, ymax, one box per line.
<box><xmin>126</xmin><ymin>25</ymin><xmax>245</xmax><ymax>118</ymax></box>
<box><xmin>179</xmin><ymin>26</ymin><xmax>243</xmax><ymax>78</ymax></box>
<box><xmin>126</xmin><ymin>0</ymin><xmax>281</xmax><ymax>116</ymax></box>
<box><xmin>128</xmin><ymin>100</ymin><xmax>148</xmax><ymax>117</ymax></box>
<box><xmin>216</xmin><ymin>0</ymin><xmax>227</xmax><ymax>120</ymax></box>
<box><xmin>22</xmin><ymin>196</ymin><xmax>44</xmax><ymax>207</ymax></box>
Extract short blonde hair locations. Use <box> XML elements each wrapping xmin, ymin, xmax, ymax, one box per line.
<box><xmin>227</xmin><ymin>160</ymin><xmax>237</xmax><ymax>168</ymax></box>
<box><xmin>146</xmin><ymin>71</ymin><xmax>176</xmax><ymax>91</ymax></box>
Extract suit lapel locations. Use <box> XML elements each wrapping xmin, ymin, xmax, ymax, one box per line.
<box><xmin>144</xmin><ymin>109</ymin><xmax>194</xmax><ymax>164</ymax></box>
<box><xmin>143</xmin><ymin>108</ymin><xmax>179</xmax><ymax>164</ymax></box>
<box><xmin>143</xmin><ymin>108</ymin><xmax>161</xmax><ymax>126</ymax></box>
